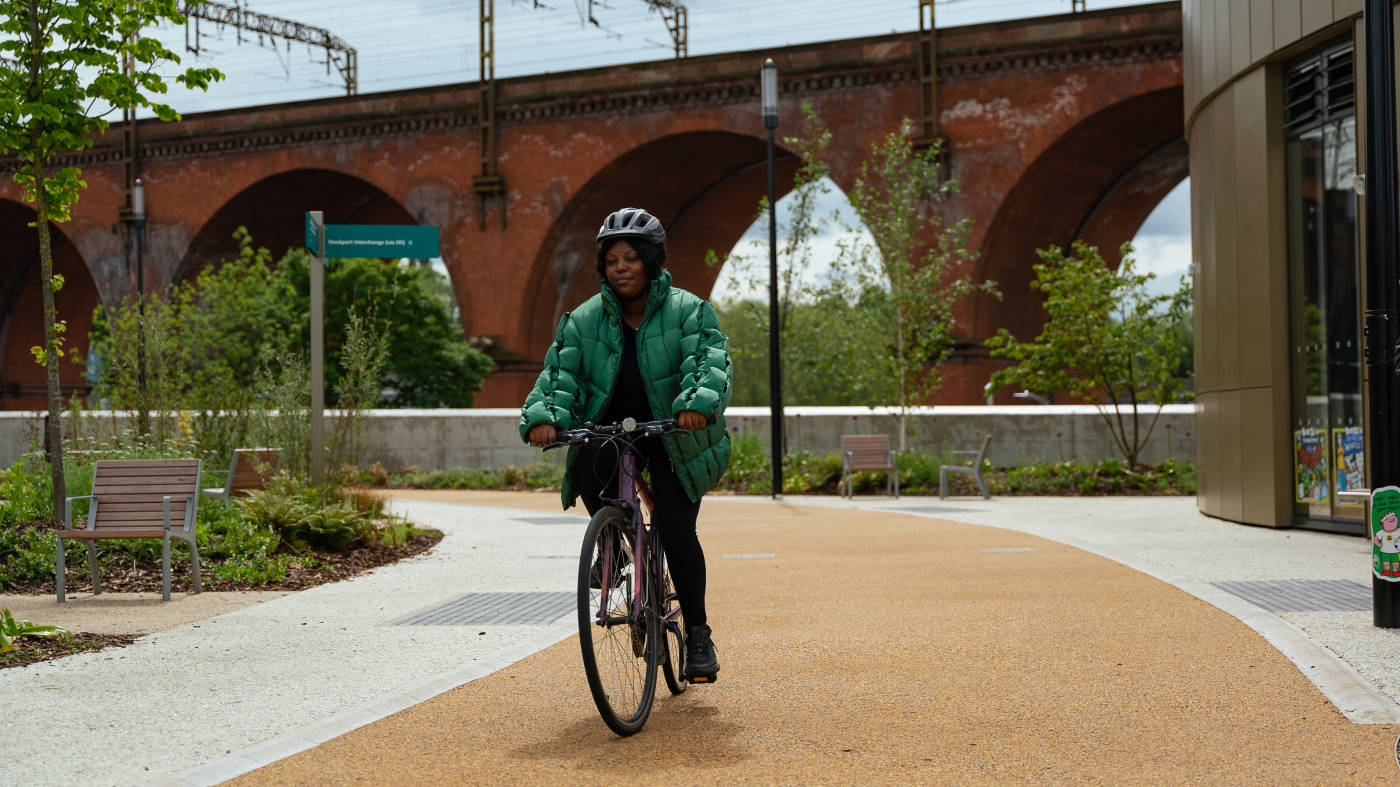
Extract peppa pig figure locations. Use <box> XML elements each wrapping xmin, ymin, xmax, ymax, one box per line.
<box><xmin>1375</xmin><ymin>512</ymin><xmax>1400</xmax><ymax>577</ymax></box>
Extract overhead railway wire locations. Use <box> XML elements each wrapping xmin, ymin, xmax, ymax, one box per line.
<box><xmin>28</xmin><ymin>0</ymin><xmax>1132</xmax><ymax>114</ymax></box>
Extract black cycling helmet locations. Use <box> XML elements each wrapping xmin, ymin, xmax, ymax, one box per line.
<box><xmin>596</xmin><ymin>207</ymin><xmax>667</xmax><ymax>281</ymax></box>
<box><xmin>596</xmin><ymin>207</ymin><xmax>667</xmax><ymax>249</ymax></box>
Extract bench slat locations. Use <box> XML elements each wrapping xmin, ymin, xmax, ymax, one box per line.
<box><xmin>842</xmin><ymin>435</ymin><xmax>893</xmax><ymax>471</ymax></box>
<box><xmin>93</xmin><ymin>502</ymin><xmax>190</xmax><ymax>514</ymax></box>
<box><xmin>94</xmin><ymin>512</ymin><xmax>186</xmax><ymax>525</ymax></box>
<box><xmin>93</xmin><ymin>473</ymin><xmax>200</xmax><ymax>483</ymax></box>
<box><xmin>93</xmin><ymin>472</ymin><xmax>198</xmax><ymax>483</ymax></box>
<box><xmin>94</xmin><ymin>459</ymin><xmax>200</xmax><ymax>470</ymax></box>
<box><xmin>62</xmin><ymin>529</ymin><xmax>169</xmax><ymax>539</ymax></box>
<box><xmin>96</xmin><ymin>503</ymin><xmax>189</xmax><ymax>515</ymax></box>
<box><xmin>225</xmin><ymin>449</ymin><xmax>279</xmax><ymax>497</ymax></box>
<box><xmin>92</xmin><ymin>486</ymin><xmax>199</xmax><ymax>499</ymax></box>
<box><xmin>70</xmin><ymin>460</ymin><xmax>201</xmax><ymax>539</ymax></box>
<box><xmin>92</xmin><ymin>468</ymin><xmax>199</xmax><ymax>478</ymax></box>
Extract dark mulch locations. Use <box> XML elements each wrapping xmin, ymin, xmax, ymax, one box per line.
<box><xmin>1</xmin><ymin>531</ymin><xmax>443</xmax><ymax>596</ymax></box>
<box><xmin>1</xmin><ymin>632</ymin><xmax>140</xmax><ymax>670</ymax></box>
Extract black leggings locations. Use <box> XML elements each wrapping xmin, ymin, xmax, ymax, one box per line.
<box><xmin>574</xmin><ymin>437</ymin><xmax>708</xmax><ymax>628</ymax></box>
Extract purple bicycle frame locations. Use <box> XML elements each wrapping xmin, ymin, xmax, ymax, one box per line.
<box><xmin>595</xmin><ymin>449</ymin><xmax>683</xmax><ymax>637</ymax></box>
<box><xmin>597</xmin><ymin>451</ymin><xmax>648</xmax><ymax>625</ymax></box>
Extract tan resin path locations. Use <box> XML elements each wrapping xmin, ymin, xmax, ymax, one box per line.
<box><xmin>236</xmin><ymin>492</ymin><xmax>1400</xmax><ymax>784</ymax></box>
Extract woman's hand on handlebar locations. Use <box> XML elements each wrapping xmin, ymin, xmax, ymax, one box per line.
<box><xmin>529</xmin><ymin>424</ymin><xmax>557</xmax><ymax>447</ymax></box>
<box><xmin>677</xmin><ymin>410</ymin><xmax>706</xmax><ymax>430</ymax></box>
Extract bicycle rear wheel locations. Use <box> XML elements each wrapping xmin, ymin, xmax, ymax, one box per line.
<box><xmin>659</xmin><ymin>557</ymin><xmax>687</xmax><ymax>695</ymax></box>
<box><xmin>578</xmin><ymin>506</ymin><xmax>659</xmax><ymax>736</ymax></box>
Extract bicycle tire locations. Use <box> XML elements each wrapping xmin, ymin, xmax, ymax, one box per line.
<box><xmin>659</xmin><ymin>558</ymin><xmax>688</xmax><ymax>695</ymax></box>
<box><xmin>578</xmin><ymin>506</ymin><xmax>659</xmax><ymax>736</ymax></box>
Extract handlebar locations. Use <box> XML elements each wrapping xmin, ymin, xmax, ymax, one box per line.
<box><xmin>542</xmin><ymin>417</ymin><xmax>685</xmax><ymax>451</ymax></box>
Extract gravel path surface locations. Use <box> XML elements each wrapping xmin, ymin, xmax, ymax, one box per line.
<box><xmin>230</xmin><ymin>494</ymin><xmax>1400</xmax><ymax>785</ymax></box>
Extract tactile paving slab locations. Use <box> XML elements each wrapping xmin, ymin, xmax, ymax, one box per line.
<box><xmin>397</xmin><ymin>592</ymin><xmax>575</xmax><ymax>625</ymax></box>
<box><xmin>1211</xmin><ymin>579</ymin><xmax>1371</xmax><ymax>613</ymax></box>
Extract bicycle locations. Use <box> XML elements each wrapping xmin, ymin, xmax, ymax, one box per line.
<box><xmin>545</xmin><ymin>416</ymin><xmax>693</xmax><ymax>736</ymax></box>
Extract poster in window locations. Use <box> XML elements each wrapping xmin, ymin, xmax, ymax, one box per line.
<box><xmin>1333</xmin><ymin>427</ymin><xmax>1365</xmax><ymax>509</ymax></box>
<box><xmin>1294</xmin><ymin>427</ymin><xmax>1329</xmax><ymax>504</ymax></box>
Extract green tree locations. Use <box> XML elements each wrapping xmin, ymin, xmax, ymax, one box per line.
<box><xmin>709</xmin><ymin>104</ymin><xmax>840</xmax><ymax>407</ymax></box>
<box><xmin>711</xmin><ymin>107</ymin><xmax>991</xmax><ymax>431</ymax></box>
<box><xmin>984</xmin><ymin>241</ymin><xmax>1193</xmax><ymax>467</ymax></box>
<box><xmin>278</xmin><ymin>252</ymin><xmax>494</xmax><ymax>407</ymax></box>
<box><xmin>89</xmin><ymin>227</ymin><xmax>300</xmax><ymax>455</ymax></box>
<box><xmin>92</xmin><ymin>234</ymin><xmax>494</xmax><ymax>415</ymax></box>
<box><xmin>715</xmin><ymin>289</ymin><xmax>897</xmax><ymax>407</ymax></box>
<box><xmin>830</xmin><ymin>120</ymin><xmax>995</xmax><ymax>449</ymax></box>
<box><xmin>0</xmin><ymin>0</ymin><xmax>220</xmax><ymax>514</ymax></box>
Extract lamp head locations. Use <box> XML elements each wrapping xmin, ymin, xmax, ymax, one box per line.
<box><xmin>761</xmin><ymin>58</ymin><xmax>778</xmax><ymax>128</ymax></box>
<box><xmin>132</xmin><ymin>179</ymin><xmax>146</xmax><ymax>224</ymax></box>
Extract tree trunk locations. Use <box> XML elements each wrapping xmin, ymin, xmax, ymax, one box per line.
<box><xmin>895</xmin><ymin>283</ymin><xmax>908</xmax><ymax>453</ymax></box>
<box><xmin>37</xmin><ymin>186</ymin><xmax>66</xmax><ymax>517</ymax></box>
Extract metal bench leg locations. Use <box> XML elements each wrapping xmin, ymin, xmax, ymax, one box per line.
<box><xmin>939</xmin><ymin>468</ymin><xmax>949</xmax><ymax>500</ymax></box>
<box><xmin>161</xmin><ymin>536</ymin><xmax>172</xmax><ymax>602</ymax></box>
<box><xmin>86</xmin><ymin>542</ymin><xmax>100</xmax><ymax>595</ymax></box>
<box><xmin>190</xmin><ymin>537</ymin><xmax>203</xmax><ymax>594</ymax></box>
<box><xmin>56</xmin><ymin>535</ymin><xmax>66</xmax><ymax>603</ymax></box>
<box><xmin>975</xmin><ymin>469</ymin><xmax>990</xmax><ymax>500</ymax></box>
<box><xmin>893</xmin><ymin>467</ymin><xmax>899</xmax><ymax>499</ymax></box>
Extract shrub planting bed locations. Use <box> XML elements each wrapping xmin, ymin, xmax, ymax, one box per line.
<box><xmin>2</xmin><ymin>452</ymin><xmax>442</xmax><ymax>669</ymax></box>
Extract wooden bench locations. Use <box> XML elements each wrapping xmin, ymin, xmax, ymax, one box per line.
<box><xmin>840</xmin><ymin>434</ymin><xmax>899</xmax><ymax>499</ymax></box>
<box><xmin>940</xmin><ymin>434</ymin><xmax>993</xmax><ymax>500</ymax></box>
<box><xmin>58</xmin><ymin>459</ymin><xmax>204</xmax><ymax>602</ymax></box>
<box><xmin>202</xmin><ymin>448</ymin><xmax>280</xmax><ymax>502</ymax></box>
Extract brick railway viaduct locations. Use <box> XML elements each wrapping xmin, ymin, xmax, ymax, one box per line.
<box><xmin>0</xmin><ymin>2</ymin><xmax>1183</xmax><ymax>409</ymax></box>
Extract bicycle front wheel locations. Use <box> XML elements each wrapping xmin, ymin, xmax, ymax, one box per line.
<box><xmin>577</xmin><ymin>506</ymin><xmax>659</xmax><ymax>736</ymax></box>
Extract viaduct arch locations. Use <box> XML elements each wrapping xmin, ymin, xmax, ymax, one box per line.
<box><xmin>0</xmin><ymin>2</ymin><xmax>1183</xmax><ymax>409</ymax></box>
<box><xmin>0</xmin><ymin>201</ymin><xmax>98</xmax><ymax>409</ymax></box>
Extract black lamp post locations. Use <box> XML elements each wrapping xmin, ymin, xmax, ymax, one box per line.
<box><xmin>1362</xmin><ymin>0</ymin><xmax>1400</xmax><ymax>627</ymax></box>
<box><xmin>762</xmin><ymin>58</ymin><xmax>783</xmax><ymax>500</ymax></box>
<box><xmin>132</xmin><ymin>178</ymin><xmax>146</xmax><ymax>296</ymax></box>
<box><xmin>132</xmin><ymin>178</ymin><xmax>148</xmax><ymax>428</ymax></box>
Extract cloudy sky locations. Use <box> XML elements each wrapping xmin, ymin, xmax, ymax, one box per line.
<box><xmin>135</xmin><ymin>0</ymin><xmax>1188</xmax><ymax>297</ymax></box>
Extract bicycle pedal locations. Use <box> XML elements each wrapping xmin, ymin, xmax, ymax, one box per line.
<box><xmin>686</xmin><ymin>673</ymin><xmax>717</xmax><ymax>684</ymax></box>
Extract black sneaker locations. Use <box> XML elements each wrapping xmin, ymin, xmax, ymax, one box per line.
<box><xmin>683</xmin><ymin>624</ymin><xmax>719</xmax><ymax>683</ymax></box>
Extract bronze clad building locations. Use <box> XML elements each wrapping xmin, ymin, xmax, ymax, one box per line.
<box><xmin>1186</xmin><ymin>1</ymin><xmax>1377</xmax><ymax>532</ymax></box>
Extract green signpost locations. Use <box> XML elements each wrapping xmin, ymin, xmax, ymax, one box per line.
<box><xmin>304</xmin><ymin>214</ymin><xmax>440</xmax><ymax>258</ymax></box>
<box><xmin>302</xmin><ymin>212</ymin><xmax>441</xmax><ymax>483</ymax></box>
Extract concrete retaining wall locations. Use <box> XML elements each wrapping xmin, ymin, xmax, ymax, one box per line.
<box><xmin>1</xmin><ymin>405</ymin><xmax>1196</xmax><ymax>471</ymax></box>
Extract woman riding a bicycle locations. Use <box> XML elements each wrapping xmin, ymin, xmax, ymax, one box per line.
<box><xmin>520</xmin><ymin>207</ymin><xmax>733</xmax><ymax>684</ymax></box>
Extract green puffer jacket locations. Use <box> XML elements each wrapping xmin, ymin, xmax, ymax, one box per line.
<box><xmin>519</xmin><ymin>270</ymin><xmax>733</xmax><ymax>508</ymax></box>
